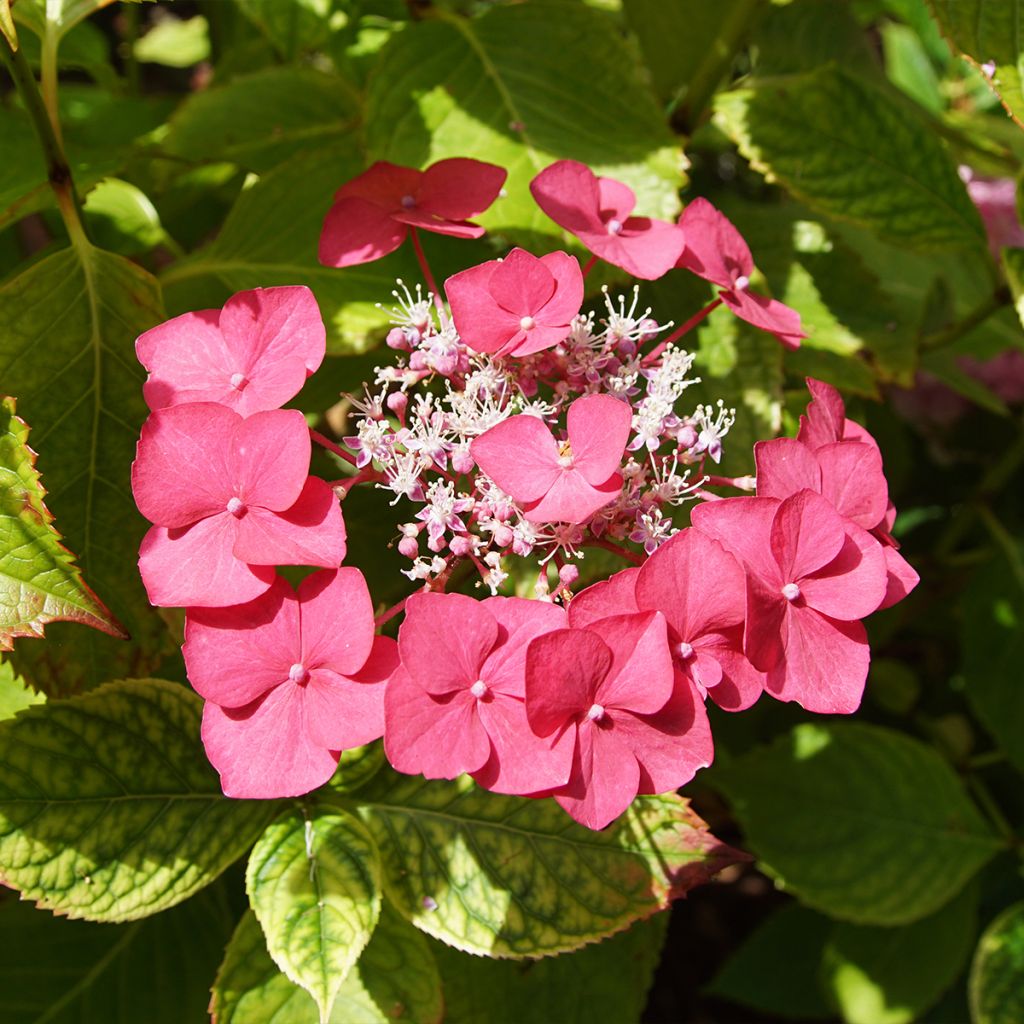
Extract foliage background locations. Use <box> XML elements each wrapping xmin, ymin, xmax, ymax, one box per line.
<box><xmin>2</xmin><ymin>0</ymin><xmax>1024</xmax><ymax>1021</ymax></box>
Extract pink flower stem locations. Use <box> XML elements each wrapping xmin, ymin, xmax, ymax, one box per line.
<box><xmin>587</xmin><ymin>537</ymin><xmax>644</xmax><ymax>566</ymax></box>
<box><xmin>374</xmin><ymin>598</ymin><xmax>407</xmax><ymax>630</ymax></box>
<box><xmin>409</xmin><ymin>228</ymin><xmax>446</xmax><ymax>314</ymax></box>
<box><xmin>581</xmin><ymin>254</ymin><xmax>599</xmax><ymax>278</ymax></box>
<box><xmin>310</xmin><ymin>429</ymin><xmax>358</xmax><ymax>467</ymax></box>
<box><xmin>692</xmin><ymin>487</ymin><xmax>724</xmax><ymax>502</ymax></box>
<box><xmin>339</xmin><ymin>468</ymin><xmax>385</xmax><ymax>495</ymax></box>
<box><xmin>704</xmin><ymin>473</ymin><xmax>756</xmax><ymax>491</ymax></box>
<box><xmin>642</xmin><ymin>296</ymin><xmax>723</xmax><ymax>366</ymax></box>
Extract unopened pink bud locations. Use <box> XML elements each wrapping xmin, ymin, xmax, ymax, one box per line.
<box><xmin>558</xmin><ymin>563</ymin><xmax>580</xmax><ymax>587</ymax></box>
<box><xmin>398</xmin><ymin>536</ymin><xmax>419</xmax><ymax>559</ymax></box>
<box><xmin>492</xmin><ymin>524</ymin><xmax>514</xmax><ymax>548</ymax></box>
<box><xmin>451</xmin><ymin>449</ymin><xmax>475</xmax><ymax>474</ymax></box>
<box><xmin>427</xmin><ymin>533</ymin><xmax>447</xmax><ymax>553</ymax></box>
<box><xmin>449</xmin><ymin>535</ymin><xmax>474</xmax><ymax>556</ymax></box>
<box><xmin>387</xmin><ymin>392</ymin><xmax>407</xmax><ymax>417</ymax></box>
<box><xmin>638</xmin><ymin>317</ymin><xmax>660</xmax><ymax>342</ymax></box>
<box><xmin>386</xmin><ymin>327</ymin><xmax>411</xmax><ymax>351</ymax></box>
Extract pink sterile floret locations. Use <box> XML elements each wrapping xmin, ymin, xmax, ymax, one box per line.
<box><xmin>676</xmin><ymin>198</ymin><xmax>805</xmax><ymax>350</ymax></box>
<box><xmin>132</xmin><ymin>403</ymin><xmax>346</xmax><ymax>608</ymax></box>
<box><xmin>136</xmin><ymin>286</ymin><xmax>326</xmax><ymax>415</ymax></box>
<box><xmin>471</xmin><ymin>393</ymin><xmax>632</xmax><ymax>524</ymax></box>
<box><xmin>318</xmin><ymin>158</ymin><xmax>507</xmax><ymax>268</ymax></box>
<box><xmin>693</xmin><ymin>491</ymin><xmax>888</xmax><ymax>715</ymax></box>
<box><xmin>529</xmin><ymin>160</ymin><xmax>684</xmax><ymax>280</ymax></box>
<box><xmin>185</xmin><ymin>569</ymin><xmax>397</xmax><ymax>799</ymax></box>
<box><xmin>444</xmin><ymin>247</ymin><xmax>584</xmax><ymax>357</ymax></box>
<box><xmin>525</xmin><ymin>611</ymin><xmax>713</xmax><ymax>831</ymax></box>
<box><xmin>796</xmin><ymin>377</ymin><xmax>877</xmax><ymax>451</ymax></box>
<box><xmin>384</xmin><ymin>592</ymin><xmax>572</xmax><ymax>795</ymax></box>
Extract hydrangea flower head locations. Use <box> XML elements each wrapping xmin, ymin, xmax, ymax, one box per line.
<box><xmin>470</xmin><ymin>393</ymin><xmax>632</xmax><ymax>524</ymax></box>
<box><xmin>319</xmin><ymin>158</ymin><xmax>507</xmax><ymax>267</ymax></box>
<box><xmin>185</xmin><ymin>569</ymin><xmax>397</xmax><ymax>798</ymax></box>
<box><xmin>136</xmin><ymin>286</ymin><xmax>326</xmax><ymax>415</ymax></box>
<box><xmin>444</xmin><ymin>247</ymin><xmax>583</xmax><ymax>357</ymax></box>
<box><xmin>529</xmin><ymin>160</ymin><xmax>684</xmax><ymax>280</ymax></box>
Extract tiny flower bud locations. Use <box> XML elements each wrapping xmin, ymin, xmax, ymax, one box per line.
<box><xmin>449</xmin><ymin>535</ymin><xmax>474</xmax><ymax>556</ymax></box>
<box><xmin>226</xmin><ymin>497</ymin><xmax>246</xmax><ymax>518</ymax></box>
<box><xmin>492</xmin><ymin>524</ymin><xmax>514</xmax><ymax>548</ymax></box>
<box><xmin>288</xmin><ymin>663</ymin><xmax>309</xmax><ymax>685</ymax></box>
<box><xmin>587</xmin><ymin>703</ymin><xmax>606</xmax><ymax>722</ymax></box>
<box><xmin>398</xmin><ymin>535</ymin><xmax>420</xmax><ymax>559</ymax></box>
<box><xmin>427</xmin><ymin>532</ymin><xmax>447</xmax><ymax>553</ymax></box>
<box><xmin>470</xmin><ymin>679</ymin><xmax>488</xmax><ymax>699</ymax></box>
<box><xmin>386</xmin><ymin>327</ymin><xmax>411</xmax><ymax>351</ymax></box>
<box><xmin>386</xmin><ymin>391</ymin><xmax>408</xmax><ymax>417</ymax></box>
<box><xmin>558</xmin><ymin>563</ymin><xmax>580</xmax><ymax>587</ymax></box>
<box><xmin>451</xmin><ymin>448</ymin><xmax>475</xmax><ymax>474</ymax></box>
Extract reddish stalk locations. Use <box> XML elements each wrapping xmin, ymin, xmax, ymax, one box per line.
<box><xmin>581</xmin><ymin>254</ymin><xmax>599</xmax><ymax>278</ymax></box>
<box><xmin>409</xmin><ymin>228</ymin><xmax>446</xmax><ymax>313</ymax></box>
<box><xmin>642</xmin><ymin>297</ymin><xmax>723</xmax><ymax>366</ymax></box>
<box><xmin>374</xmin><ymin>598</ymin><xmax>407</xmax><ymax>630</ymax></box>
<box><xmin>586</xmin><ymin>537</ymin><xmax>643</xmax><ymax>566</ymax></box>
<box><xmin>310</xmin><ymin>429</ymin><xmax>358</xmax><ymax>467</ymax></box>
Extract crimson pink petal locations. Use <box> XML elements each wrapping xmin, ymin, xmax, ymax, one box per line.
<box><xmin>675</xmin><ymin>197</ymin><xmax>752</xmax><ymax>288</ymax></box>
<box><xmin>797</xmin><ymin>377</ymin><xmax>848</xmax><ymax>448</ymax></box>
<box><xmin>445</xmin><ymin>260</ymin><xmax>521</xmax><ymax>354</ymax></box>
<box><xmin>529</xmin><ymin>160</ymin><xmax>605</xmax><ymax>235</ymax></box>
<box><xmin>523</xmin><ymin>469</ymin><xmax>621</xmax><ymax>524</ymax></box>
<box><xmin>691</xmin><ymin>495</ymin><xmax>780</xmax><ymax>582</ymax></box>
<box><xmin>800</xmin><ymin>524</ymin><xmax>888</xmax><ymax>621</ymax></box>
<box><xmin>554</xmin><ymin>721</ymin><xmax>640</xmax><ymax>831</ymax></box>
<box><xmin>202</xmin><ymin>688</ymin><xmax>338</xmax><ymax>799</ymax></box>
<box><xmin>596</xmin><ymin>177</ymin><xmax>637</xmax><ymax>222</ymax></box>
<box><xmin>816</xmin><ymin>441</ymin><xmax>889</xmax><ymax>529</ymax></box>
<box><xmin>478</xmin><ymin>596</ymin><xmax>567</xmax><ymax>698</ymax></box>
<box><xmin>536</xmin><ymin>251</ymin><xmax>584</xmax><ymax>326</ymax></box>
<box><xmin>723</xmin><ymin>289</ymin><xmax>805</xmax><ymax>349</ymax></box>
<box><xmin>417</xmin><ymin>158</ymin><xmax>506</xmax><ymax>221</ymax></box>
<box><xmin>581</xmin><ymin>220</ymin><xmax>684</xmax><ymax>280</ymax></box>
<box><xmin>567</xmin><ymin>567</ymin><xmax>640</xmax><ymax>628</ymax></box>
<box><xmin>298</xmin><ymin>567</ymin><xmax>374</xmax><ymax>677</ymax></box>
<box><xmin>506</xmin><ymin>322</ymin><xmax>575</xmax><ymax>358</ymax></box>
<box><xmin>770</xmin><ymin>490</ymin><xmax>847</xmax><ymax>584</ymax></box>
<box><xmin>488</xmin><ymin>247</ymin><xmax>555</xmax><ymax>313</ymax></box>
<box><xmin>391</xmin><ymin>210</ymin><xmax>486</xmax><ymax>239</ymax></box>
<box><xmin>183</xmin><ymin>577</ymin><xmax>299</xmax><ymax>707</ymax></box>
<box><xmin>471</xmin><ymin>414</ymin><xmax>561</xmax><ymax>503</ymax></box>
<box><xmin>567</xmin><ymin>393</ymin><xmax>632</xmax><ymax>485</ymax></box>
<box><xmin>525</xmin><ymin>628</ymin><xmax>611</xmax><ymax>736</ymax></box>
<box><xmin>318</xmin><ymin>196</ymin><xmax>408</xmax><ymax>268</ymax></box>
<box><xmin>232</xmin><ymin>477</ymin><xmax>345</xmax><ymax>568</ymax></box>
<box><xmin>138</xmin><ymin>518</ymin><xmax>275</xmax><ymax>608</ymax></box>
<box><xmin>591</xmin><ymin>612</ymin><xmax>675</xmax><ymax>714</ymax></box>
<box><xmin>878</xmin><ymin>547</ymin><xmax>920</xmax><ymax>610</ymax></box>
<box><xmin>754</xmin><ymin>438</ymin><xmax>822</xmax><ymax>502</ymax></box>
<box><xmin>744</xmin><ymin>575</ymin><xmax>787</xmax><ymax>672</ymax></box>
<box><xmin>383</xmin><ymin>667</ymin><xmax>491</xmax><ymax>778</ymax></box>
<box><xmin>398</xmin><ymin>592</ymin><xmax>498</xmax><ymax>696</ymax></box>
<box><xmin>132</xmin><ymin>404</ymin><xmax>238</xmax><ymax>527</ymax></box>
<box><xmin>701</xmin><ymin>635</ymin><xmax>765</xmax><ymax>712</ymax></box>
<box><xmin>336</xmin><ymin>161</ymin><xmax>421</xmax><ymax>206</ymax></box>
<box><xmin>232</xmin><ymin>409</ymin><xmax>310</xmax><ymax>512</ymax></box>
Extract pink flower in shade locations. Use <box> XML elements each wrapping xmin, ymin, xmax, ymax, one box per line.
<box><xmin>529</xmin><ymin>160</ymin><xmax>684</xmax><ymax>280</ymax></box>
<box><xmin>132</xmin><ymin>403</ymin><xmax>345</xmax><ymax>608</ymax></box>
<box><xmin>470</xmin><ymin>393</ymin><xmax>632</xmax><ymax>524</ymax></box>
<box><xmin>676</xmin><ymin>198</ymin><xmax>805</xmax><ymax>350</ymax></box>
<box><xmin>136</xmin><ymin>286</ymin><xmax>326</xmax><ymax>415</ymax></box>
<box><xmin>185</xmin><ymin>569</ymin><xmax>398</xmax><ymax>799</ymax></box>
<box><xmin>525</xmin><ymin>611</ymin><xmax>713</xmax><ymax>830</ymax></box>
<box><xmin>318</xmin><ymin>158</ymin><xmax>507</xmax><ymax>268</ymax></box>
<box><xmin>444</xmin><ymin>248</ymin><xmax>584</xmax><ymax>357</ymax></box>
<box><xmin>796</xmin><ymin>377</ymin><xmax>876</xmax><ymax>451</ymax></box>
<box><xmin>692</xmin><ymin>491</ymin><xmax>889</xmax><ymax>714</ymax></box>
<box><xmin>383</xmin><ymin>593</ymin><xmax>573</xmax><ymax>795</ymax></box>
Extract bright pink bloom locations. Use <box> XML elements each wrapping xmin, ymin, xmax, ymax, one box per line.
<box><xmin>470</xmin><ymin>394</ymin><xmax>632</xmax><ymax>524</ymax></box>
<box><xmin>444</xmin><ymin>248</ymin><xmax>583</xmax><ymax>357</ymax></box>
<box><xmin>567</xmin><ymin>567</ymin><xmax>641</xmax><ymax>627</ymax></box>
<box><xmin>525</xmin><ymin>612</ymin><xmax>712</xmax><ymax>830</ymax></box>
<box><xmin>137</xmin><ymin>286</ymin><xmax>326</xmax><ymax>415</ymax></box>
<box><xmin>529</xmin><ymin>161</ymin><xmax>684</xmax><ymax>280</ymax></box>
<box><xmin>186</xmin><ymin>569</ymin><xmax>397</xmax><ymax>798</ymax></box>
<box><xmin>796</xmin><ymin>378</ymin><xmax>876</xmax><ymax>451</ymax></box>
<box><xmin>676</xmin><ymin>198</ymin><xmax>805</xmax><ymax>349</ymax></box>
<box><xmin>693</xmin><ymin>491</ymin><xmax>888</xmax><ymax>714</ymax></box>
<box><xmin>632</xmin><ymin>530</ymin><xmax>765</xmax><ymax>712</ymax></box>
<box><xmin>384</xmin><ymin>593</ymin><xmax>572</xmax><ymax>795</ymax></box>
<box><xmin>318</xmin><ymin>158</ymin><xmax>507</xmax><ymax>268</ymax></box>
<box><xmin>132</xmin><ymin>403</ymin><xmax>345</xmax><ymax>607</ymax></box>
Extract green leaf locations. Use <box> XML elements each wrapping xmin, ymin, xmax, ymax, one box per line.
<box><xmin>212</xmin><ymin>906</ymin><xmax>443</xmax><ymax>1024</ymax></box>
<box><xmin>0</xmin><ymin>246</ymin><xmax>169</xmax><ymax>695</ymax></box>
<box><xmin>355</xmin><ymin>768</ymin><xmax>742</xmax><ymax>957</ymax></box>
<box><xmin>706</xmin><ymin>903</ymin><xmax>834</xmax><ymax>1019</ymax></box>
<box><xmin>82</xmin><ymin>178</ymin><xmax>167</xmax><ymax>256</ymax></box>
<box><xmin>882</xmin><ymin>21</ymin><xmax>944</xmax><ymax>114</ymax></box>
<box><xmin>0</xmin><ymin>396</ymin><xmax>123</xmax><ymax>651</ymax></box>
<box><xmin>821</xmin><ymin>883</ymin><xmax>978</xmax><ymax>1024</ymax></box>
<box><xmin>0</xmin><ymin>659</ymin><xmax>44</xmax><ymax>721</ymax></box>
<box><xmin>927</xmin><ymin>0</ymin><xmax>1024</xmax><ymax>127</ymax></box>
<box><xmin>247</xmin><ymin>803</ymin><xmax>382</xmax><ymax>1022</ymax></box>
<box><xmin>713</xmin><ymin>722</ymin><xmax>1002</xmax><ymax>925</ymax></box>
<box><xmin>714</xmin><ymin>65</ymin><xmax>987</xmax><ymax>252</ymax></box>
<box><xmin>0</xmin><ymin>678</ymin><xmax>276</xmax><ymax>921</ymax></box>
<box><xmin>433</xmin><ymin>912</ymin><xmax>668</xmax><ymax>1024</ymax></box>
<box><xmin>365</xmin><ymin>0</ymin><xmax>683</xmax><ymax>238</ymax></box>
<box><xmin>1001</xmin><ymin>248</ymin><xmax>1024</xmax><ymax>333</ymax></box>
<box><xmin>970</xmin><ymin>900</ymin><xmax>1024</xmax><ymax>1024</ymax></box>
<box><xmin>161</xmin><ymin>145</ymin><xmax>420</xmax><ymax>355</ymax></box>
<box><xmin>163</xmin><ymin>66</ymin><xmax>361</xmax><ymax>173</ymax></box>
<box><xmin>0</xmin><ymin>884</ymin><xmax>235</xmax><ymax>1024</ymax></box>
<box><xmin>134</xmin><ymin>13</ymin><xmax>210</xmax><ymax>67</ymax></box>
<box><xmin>236</xmin><ymin>0</ymin><xmax>346</xmax><ymax>59</ymax></box>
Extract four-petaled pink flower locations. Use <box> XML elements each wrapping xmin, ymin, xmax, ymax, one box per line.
<box><xmin>471</xmin><ymin>393</ymin><xmax>632</xmax><ymax>523</ymax></box>
<box><xmin>677</xmin><ymin>198</ymin><xmax>805</xmax><ymax>349</ymax></box>
<box><xmin>444</xmin><ymin>247</ymin><xmax>583</xmax><ymax>357</ymax></box>
<box><xmin>132</xmin><ymin>403</ymin><xmax>346</xmax><ymax>607</ymax></box>
<box><xmin>529</xmin><ymin>160</ymin><xmax>684</xmax><ymax>280</ymax></box>
<box><xmin>693</xmin><ymin>490</ymin><xmax>888</xmax><ymax>714</ymax></box>
<box><xmin>185</xmin><ymin>569</ymin><xmax>397</xmax><ymax>798</ymax></box>
<box><xmin>384</xmin><ymin>593</ymin><xmax>572</xmax><ymax>795</ymax></box>
<box><xmin>318</xmin><ymin>158</ymin><xmax>507</xmax><ymax>268</ymax></box>
<box><xmin>525</xmin><ymin>611</ymin><xmax>713</xmax><ymax>830</ymax></box>
<box><xmin>136</xmin><ymin>286</ymin><xmax>326</xmax><ymax>415</ymax></box>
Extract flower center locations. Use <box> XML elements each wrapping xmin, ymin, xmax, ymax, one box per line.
<box><xmin>676</xmin><ymin>641</ymin><xmax>695</xmax><ymax>660</ymax></box>
<box><xmin>470</xmin><ymin>679</ymin><xmax>488</xmax><ymax>699</ymax></box>
<box><xmin>288</xmin><ymin>663</ymin><xmax>309</xmax><ymax>685</ymax></box>
<box><xmin>519</xmin><ymin>315</ymin><xmax>536</xmax><ymax>331</ymax></box>
<box><xmin>587</xmin><ymin>703</ymin><xmax>606</xmax><ymax>722</ymax></box>
<box><xmin>557</xmin><ymin>440</ymin><xmax>574</xmax><ymax>469</ymax></box>
<box><xmin>230</xmin><ymin>372</ymin><xmax>248</xmax><ymax>391</ymax></box>
<box><xmin>733</xmin><ymin>275</ymin><xmax>750</xmax><ymax>291</ymax></box>
<box><xmin>607</xmin><ymin>218</ymin><xmax>623</xmax><ymax>235</ymax></box>
<box><xmin>781</xmin><ymin>582</ymin><xmax>801</xmax><ymax>602</ymax></box>
<box><xmin>226</xmin><ymin>497</ymin><xmax>246</xmax><ymax>518</ymax></box>
<box><xmin>400</xmin><ymin>194</ymin><xmax>416</xmax><ymax>209</ymax></box>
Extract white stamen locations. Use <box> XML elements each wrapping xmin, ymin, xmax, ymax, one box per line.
<box><xmin>288</xmin><ymin>663</ymin><xmax>309</xmax><ymax>684</ymax></box>
<box><xmin>677</xmin><ymin>641</ymin><xmax>695</xmax><ymax>660</ymax></box>
<box><xmin>587</xmin><ymin>703</ymin><xmax>606</xmax><ymax>722</ymax></box>
<box><xmin>470</xmin><ymin>680</ymin><xmax>488</xmax><ymax>699</ymax></box>
<box><xmin>519</xmin><ymin>315</ymin><xmax>536</xmax><ymax>331</ymax></box>
<box><xmin>230</xmin><ymin>372</ymin><xmax>248</xmax><ymax>390</ymax></box>
<box><xmin>607</xmin><ymin>218</ymin><xmax>623</xmax><ymax>235</ymax></box>
<box><xmin>733</xmin><ymin>275</ymin><xmax>750</xmax><ymax>291</ymax></box>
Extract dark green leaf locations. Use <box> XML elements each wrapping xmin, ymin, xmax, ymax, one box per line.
<box><xmin>970</xmin><ymin>900</ymin><xmax>1024</xmax><ymax>1024</ymax></box>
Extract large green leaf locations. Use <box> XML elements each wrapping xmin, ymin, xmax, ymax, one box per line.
<box><xmin>235</xmin><ymin>0</ymin><xmax>346</xmax><ymax>59</ymax></box>
<box><xmin>970</xmin><ymin>901</ymin><xmax>1024</xmax><ymax>1024</ymax></box>
<box><xmin>247</xmin><ymin>803</ymin><xmax>382</xmax><ymax>1022</ymax></box>
<box><xmin>714</xmin><ymin>65</ymin><xmax>987</xmax><ymax>253</ymax></box>
<box><xmin>433</xmin><ymin>912</ymin><xmax>668</xmax><ymax>1024</ymax></box>
<box><xmin>212</xmin><ymin>906</ymin><xmax>443</xmax><ymax>1024</ymax></box>
<box><xmin>927</xmin><ymin>0</ymin><xmax>1024</xmax><ymax>127</ymax></box>
<box><xmin>0</xmin><ymin>245</ymin><xmax>170</xmax><ymax>695</ymax></box>
<box><xmin>0</xmin><ymin>396</ymin><xmax>122</xmax><ymax>650</ymax></box>
<box><xmin>355</xmin><ymin>769</ymin><xmax>741</xmax><ymax>957</ymax></box>
<box><xmin>0</xmin><ymin>659</ymin><xmax>43</xmax><ymax>721</ymax></box>
<box><xmin>364</xmin><ymin>0</ymin><xmax>683</xmax><ymax>238</ymax></box>
<box><xmin>0</xmin><ymin>678</ymin><xmax>276</xmax><ymax>921</ymax></box>
<box><xmin>0</xmin><ymin>885</ymin><xmax>235</xmax><ymax>1024</ymax></box>
<box><xmin>821</xmin><ymin>883</ymin><xmax>978</xmax><ymax>1024</ymax></box>
<box><xmin>713</xmin><ymin>722</ymin><xmax>1002</xmax><ymax>925</ymax></box>
<box><xmin>161</xmin><ymin>146</ymin><xmax>420</xmax><ymax>355</ymax></box>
